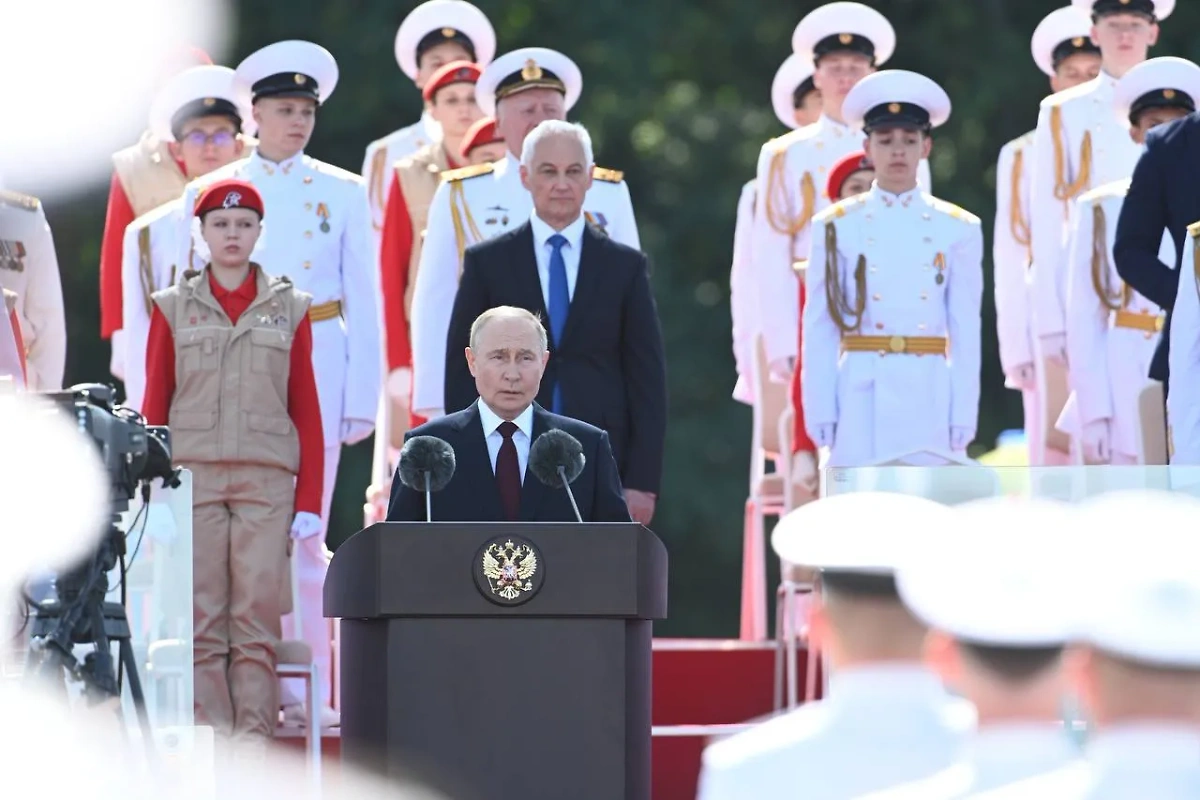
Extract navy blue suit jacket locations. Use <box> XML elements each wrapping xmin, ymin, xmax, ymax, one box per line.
<box><xmin>385</xmin><ymin>401</ymin><xmax>632</xmax><ymax>524</ymax></box>
<box><xmin>1114</xmin><ymin>112</ymin><xmax>1200</xmax><ymax>384</ymax></box>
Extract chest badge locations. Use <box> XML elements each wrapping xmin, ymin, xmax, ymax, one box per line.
<box><xmin>316</xmin><ymin>202</ymin><xmax>331</xmax><ymax>233</ymax></box>
<box><xmin>485</xmin><ymin>205</ymin><xmax>509</xmax><ymax>226</ymax></box>
<box><xmin>0</xmin><ymin>240</ymin><xmax>26</xmax><ymax>272</ymax></box>
<box><xmin>934</xmin><ymin>251</ymin><xmax>946</xmax><ymax>285</ymax></box>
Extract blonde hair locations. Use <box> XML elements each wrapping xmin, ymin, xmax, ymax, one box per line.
<box><xmin>469</xmin><ymin>306</ymin><xmax>548</xmax><ymax>351</ymax></box>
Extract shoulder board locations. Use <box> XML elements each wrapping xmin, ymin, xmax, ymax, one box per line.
<box><xmin>180</xmin><ymin>269</ymin><xmax>204</xmax><ymax>286</ymax></box>
<box><xmin>270</xmin><ymin>274</ymin><xmax>292</xmax><ymax>287</ymax></box>
<box><xmin>768</xmin><ymin>125</ymin><xmax>819</xmax><ymax>154</ymax></box>
<box><xmin>928</xmin><ymin>197</ymin><xmax>981</xmax><ymax>225</ymax></box>
<box><xmin>440</xmin><ymin>162</ymin><xmax>494</xmax><ymax>183</ymax></box>
<box><xmin>1188</xmin><ymin>220</ymin><xmax>1200</xmax><ymax>240</ymax></box>
<box><xmin>1077</xmin><ymin>177</ymin><xmax>1132</xmax><ymax>206</ymax></box>
<box><xmin>0</xmin><ymin>190</ymin><xmax>39</xmax><ymax>211</ymax></box>
<box><xmin>592</xmin><ymin>166</ymin><xmax>624</xmax><ymax>183</ymax></box>
<box><xmin>1040</xmin><ymin>79</ymin><xmax>1095</xmax><ymax>109</ymax></box>
<box><xmin>814</xmin><ymin>193</ymin><xmax>868</xmax><ymax>223</ymax></box>
<box><xmin>309</xmin><ymin>159</ymin><xmax>364</xmax><ymax>184</ymax></box>
<box><xmin>1003</xmin><ymin>130</ymin><xmax>1036</xmax><ymax>154</ymax></box>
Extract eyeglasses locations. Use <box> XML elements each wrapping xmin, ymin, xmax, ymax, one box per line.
<box><xmin>181</xmin><ymin>130</ymin><xmax>237</xmax><ymax>148</ymax></box>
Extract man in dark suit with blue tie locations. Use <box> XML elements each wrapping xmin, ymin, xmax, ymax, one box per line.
<box><xmin>387</xmin><ymin>306</ymin><xmax>632</xmax><ymax>523</ymax></box>
<box><xmin>1114</xmin><ymin>107</ymin><xmax>1200</xmax><ymax>398</ymax></box>
<box><xmin>443</xmin><ymin>120</ymin><xmax>667</xmax><ymax>524</ymax></box>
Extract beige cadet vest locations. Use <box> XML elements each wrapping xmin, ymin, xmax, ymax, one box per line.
<box><xmin>152</xmin><ymin>266</ymin><xmax>312</xmax><ymax>473</ymax></box>
<box><xmin>111</xmin><ymin>130</ymin><xmax>190</xmax><ymax>217</ymax></box>
<box><xmin>395</xmin><ymin>143</ymin><xmax>453</xmax><ymax>317</ymax></box>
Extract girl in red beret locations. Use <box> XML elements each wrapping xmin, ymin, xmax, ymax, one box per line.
<box><xmin>141</xmin><ymin>178</ymin><xmax>325</xmax><ymax>746</ymax></box>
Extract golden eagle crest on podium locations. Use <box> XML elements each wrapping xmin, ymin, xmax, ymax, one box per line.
<box><xmin>482</xmin><ymin>539</ymin><xmax>538</xmax><ymax>601</ymax></box>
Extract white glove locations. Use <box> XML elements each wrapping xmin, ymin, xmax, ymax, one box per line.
<box><xmin>110</xmin><ymin>329</ymin><xmax>127</xmax><ymax>380</ymax></box>
<box><xmin>950</xmin><ymin>427</ymin><xmax>973</xmax><ymax>451</ymax></box>
<box><xmin>1006</xmin><ymin>362</ymin><xmax>1036</xmax><ymax>391</ymax></box>
<box><xmin>341</xmin><ymin>418</ymin><xmax>374</xmax><ymax>445</ymax></box>
<box><xmin>768</xmin><ymin>356</ymin><xmax>795</xmax><ymax>385</ymax></box>
<box><xmin>813</xmin><ymin>424</ymin><xmax>836</xmax><ymax>448</ymax></box>
<box><xmin>1082</xmin><ymin>418</ymin><xmax>1112</xmax><ymax>464</ymax></box>
<box><xmin>289</xmin><ymin>511</ymin><xmax>323</xmax><ymax>540</ymax></box>
<box><xmin>1040</xmin><ymin>334</ymin><xmax>1067</xmax><ymax>366</ymax></box>
<box><xmin>791</xmin><ymin>450</ymin><xmax>819</xmax><ymax>495</ymax></box>
<box><xmin>387</xmin><ymin>368</ymin><xmax>413</xmax><ymax>401</ymax></box>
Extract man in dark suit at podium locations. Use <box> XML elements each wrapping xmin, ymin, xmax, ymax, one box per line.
<box><xmin>443</xmin><ymin>119</ymin><xmax>667</xmax><ymax>525</ymax></box>
<box><xmin>387</xmin><ymin>305</ymin><xmax>632</xmax><ymax>523</ymax></box>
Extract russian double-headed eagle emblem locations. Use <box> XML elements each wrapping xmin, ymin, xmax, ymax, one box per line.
<box><xmin>482</xmin><ymin>539</ymin><xmax>538</xmax><ymax>601</ymax></box>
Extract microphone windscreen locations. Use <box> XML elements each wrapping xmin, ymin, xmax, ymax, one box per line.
<box><xmin>529</xmin><ymin>429</ymin><xmax>586</xmax><ymax>487</ymax></box>
<box><xmin>397</xmin><ymin>435</ymin><xmax>457</xmax><ymax>492</ymax></box>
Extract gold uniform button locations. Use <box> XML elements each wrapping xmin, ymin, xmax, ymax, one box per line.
<box><xmin>872</xmin><ymin>293</ymin><xmax>881</xmax><ymax>301</ymax></box>
<box><xmin>303</xmin><ymin>261</ymin><xmax>312</xmax><ymax>269</ymax></box>
<box><xmin>875</xmin><ymin>322</ymin><xmax>884</xmax><ymax>330</ymax></box>
<box><xmin>305</xmin><ymin>231</ymin><xmax>313</xmax><ymax>239</ymax></box>
<box><xmin>305</xmin><ymin>202</ymin><xmax>313</xmax><ymax>211</ymax></box>
<box><xmin>303</xmin><ymin>176</ymin><xmax>313</xmax><ymax>184</ymax></box>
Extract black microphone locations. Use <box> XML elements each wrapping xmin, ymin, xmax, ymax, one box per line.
<box><xmin>397</xmin><ymin>435</ymin><xmax>456</xmax><ymax>522</ymax></box>
<box><xmin>529</xmin><ymin>430</ymin><xmax>587</xmax><ymax>522</ymax></box>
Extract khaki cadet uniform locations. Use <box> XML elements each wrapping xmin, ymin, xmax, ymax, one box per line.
<box><xmin>153</xmin><ymin>270</ymin><xmax>311</xmax><ymax>740</ymax></box>
<box><xmin>112</xmin><ymin>131</ymin><xmax>190</xmax><ymax>217</ymax></box>
<box><xmin>0</xmin><ymin>190</ymin><xmax>65</xmax><ymax>390</ymax></box>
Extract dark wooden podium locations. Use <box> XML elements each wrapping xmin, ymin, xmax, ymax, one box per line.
<box><xmin>324</xmin><ymin>522</ymin><xmax>669</xmax><ymax>800</ymax></box>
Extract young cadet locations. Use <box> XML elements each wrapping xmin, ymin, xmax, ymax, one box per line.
<box><xmin>362</xmin><ymin>0</ymin><xmax>495</xmax><ymax>257</ymax></box>
<box><xmin>1029</xmin><ymin>0</ymin><xmax>1171</xmax><ymax>412</ymax></box>
<box><xmin>803</xmin><ymin>70</ymin><xmax>983</xmax><ymax>466</ymax></box>
<box><xmin>142</xmin><ymin>179</ymin><xmax>324</xmax><ymax>745</ymax></box>
<box><xmin>99</xmin><ymin>46</ymin><xmax>213</xmax><ymax>379</ymax></box>
<box><xmin>731</xmin><ymin>52</ymin><xmax>819</xmax><ymax>408</ymax></box>
<box><xmin>177</xmin><ymin>40</ymin><xmax>380</xmax><ymax>727</ymax></box>
<box><xmin>0</xmin><ymin>187</ymin><xmax>65</xmax><ymax>391</ymax></box>
<box><xmin>994</xmin><ymin>6</ymin><xmax>1099</xmax><ymax>466</ymax></box>
<box><xmin>460</xmin><ymin>116</ymin><xmax>505</xmax><ymax>165</ymax></box>
<box><xmin>752</xmin><ymin>2</ymin><xmax>933</xmax><ymax>386</ymax></box>
<box><xmin>1062</xmin><ymin>57</ymin><xmax>1200</xmax><ymax>465</ymax></box>
<box><xmin>408</xmin><ymin>46</ymin><xmax>639</xmax><ymax>419</ymax></box>
<box><xmin>120</xmin><ymin>64</ymin><xmax>251</xmax><ymax>411</ymax></box>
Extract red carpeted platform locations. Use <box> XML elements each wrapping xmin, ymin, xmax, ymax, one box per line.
<box><xmin>276</xmin><ymin>638</ymin><xmax>819</xmax><ymax>799</ymax></box>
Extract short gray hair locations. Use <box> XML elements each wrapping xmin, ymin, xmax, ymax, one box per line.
<box><xmin>469</xmin><ymin>306</ymin><xmax>549</xmax><ymax>351</ymax></box>
<box><xmin>520</xmin><ymin>120</ymin><xmax>594</xmax><ymax>170</ymax></box>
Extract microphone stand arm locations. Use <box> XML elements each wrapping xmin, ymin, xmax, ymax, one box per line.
<box><xmin>558</xmin><ymin>466</ymin><xmax>583</xmax><ymax>523</ymax></box>
<box><xmin>424</xmin><ymin>471</ymin><xmax>433</xmax><ymax>523</ymax></box>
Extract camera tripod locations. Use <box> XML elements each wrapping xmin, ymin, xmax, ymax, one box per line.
<box><xmin>24</xmin><ymin>514</ymin><xmax>153</xmax><ymax>748</ymax></box>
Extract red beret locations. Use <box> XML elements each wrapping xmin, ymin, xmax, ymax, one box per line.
<box><xmin>422</xmin><ymin>60</ymin><xmax>482</xmax><ymax>102</ymax></box>
<box><xmin>459</xmin><ymin>116</ymin><xmax>503</xmax><ymax>159</ymax></box>
<box><xmin>195</xmin><ymin>179</ymin><xmax>265</xmax><ymax>218</ymax></box>
<box><xmin>826</xmin><ymin>151</ymin><xmax>874</xmax><ymax>200</ymax></box>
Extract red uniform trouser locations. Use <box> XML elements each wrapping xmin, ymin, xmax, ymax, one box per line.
<box><xmin>191</xmin><ymin>462</ymin><xmax>293</xmax><ymax>740</ymax></box>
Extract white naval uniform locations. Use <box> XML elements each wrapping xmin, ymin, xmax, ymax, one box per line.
<box><xmin>0</xmin><ymin>191</ymin><xmax>66</xmax><ymax>391</ymax></box>
<box><xmin>362</xmin><ymin>112</ymin><xmax>442</xmax><ymax>256</ymax></box>
<box><xmin>992</xmin><ymin>131</ymin><xmax>1045</xmax><ymax>461</ymax></box>
<box><xmin>697</xmin><ymin>666</ymin><xmax>975</xmax><ymax>800</ymax></box>
<box><xmin>969</xmin><ymin>727</ymin><xmax>1200</xmax><ymax>799</ymax></box>
<box><xmin>1168</xmin><ymin>226</ymin><xmax>1200</xmax><ymax>463</ymax></box>
<box><xmin>856</xmin><ymin>723</ymin><xmax>1077</xmax><ymax>799</ymax></box>
<box><xmin>729</xmin><ymin>179</ymin><xmax>756</xmax><ymax>405</ymax></box>
<box><xmin>178</xmin><ymin>149</ymin><xmax>381</xmax><ymax>708</ymax></box>
<box><xmin>750</xmin><ymin>115</ymin><xmax>932</xmax><ymax>368</ymax></box>
<box><xmin>409</xmin><ymin>152</ymin><xmax>640</xmax><ymax>416</ymax></box>
<box><xmin>802</xmin><ymin>186</ymin><xmax>983</xmax><ymax>467</ymax></box>
<box><xmin>1030</xmin><ymin>72</ymin><xmax>1140</xmax><ymax>341</ymax></box>
<box><xmin>120</xmin><ymin>199</ymin><xmax>205</xmax><ymax>412</ymax></box>
<box><xmin>1061</xmin><ymin>177</ymin><xmax>1173</xmax><ymax>463</ymax></box>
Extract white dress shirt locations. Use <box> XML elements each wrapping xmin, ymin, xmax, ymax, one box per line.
<box><xmin>529</xmin><ymin>212</ymin><xmax>586</xmax><ymax>308</ymax></box>
<box><xmin>477</xmin><ymin>400</ymin><xmax>534</xmax><ymax>482</ymax></box>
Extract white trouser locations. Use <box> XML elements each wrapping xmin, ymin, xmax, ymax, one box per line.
<box><xmin>1024</xmin><ymin>387</ymin><xmax>1070</xmax><ymax>467</ymax></box>
<box><xmin>280</xmin><ymin>443</ymin><xmax>339</xmax><ymax>708</ymax></box>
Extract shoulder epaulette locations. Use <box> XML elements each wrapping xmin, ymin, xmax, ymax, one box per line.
<box><xmin>1003</xmin><ymin>130</ymin><xmax>1036</xmax><ymax>153</ymax></box>
<box><xmin>270</xmin><ymin>274</ymin><xmax>293</xmax><ymax>289</ymax></box>
<box><xmin>592</xmin><ymin>166</ymin><xmax>624</xmax><ymax>183</ymax></box>
<box><xmin>1077</xmin><ymin>177</ymin><xmax>1132</xmax><ymax>207</ymax></box>
<box><xmin>814</xmin><ymin>193</ymin><xmax>868</xmax><ymax>223</ymax></box>
<box><xmin>0</xmin><ymin>190</ymin><xmax>39</xmax><ymax>211</ymax></box>
<box><xmin>1040</xmin><ymin>79</ymin><xmax>1096</xmax><ymax>109</ymax></box>
<box><xmin>768</xmin><ymin>125</ymin><xmax>820</xmax><ymax>155</ymax></box>
<box><xmin>309</xmin><ymin>159</ymin><xmax>363</xmax><ymax>184</ymax></box>
<box><xmin>1188</xmin><ymin>220</ymin><xmax>1200</xmax><ymax>240</ymax></box>
<box><xmin>929</xmin><ymin>197</ymin><xmax>981</xmax><ymax>225</ymax></box>
<box><xmin>440</xmin><ymin>162</ymin><xmax>494</xmax><ymax>183</ymax></box>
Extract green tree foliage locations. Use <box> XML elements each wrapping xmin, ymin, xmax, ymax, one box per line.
<box><xmin>44</xmin><ymin>1</ymin><xmax>1200</xmax><ymax>635</ymax></box>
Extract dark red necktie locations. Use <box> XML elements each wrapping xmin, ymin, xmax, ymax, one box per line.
<box><xmin>496</xmin><ymin>420</ymin><xmax>521</xmax><ymax>521</ymax></box>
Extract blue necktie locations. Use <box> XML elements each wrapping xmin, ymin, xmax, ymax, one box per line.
<box><xmin>547</xmin><ymin>234</ymin><xmax>569</xmax><ymax>414</ymax></box>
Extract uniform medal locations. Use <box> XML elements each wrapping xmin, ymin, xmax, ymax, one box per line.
<box><xmin>317</xmin><ymin>202</ymin><xmax>331</xmax><ymax>233</ymax></box>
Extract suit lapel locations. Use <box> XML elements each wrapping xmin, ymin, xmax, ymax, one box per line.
<box><xmin>518</xmin><ymin>405</ymin><xmax>551</xmax><ymax>521</ymax></box>
<box><xmin>510</xmin><ymin>223</ymin><xmax>551</xmax><ymax>324</ymax></box>
<box><xmin>454</xmin><ymin>402</ymin><xmax>504</xmax><ymax>521</ymax></box>
<box><xmin>560</xmin><ymin>225</ymin><xmax>603</xmax><ymax>348</ymax></box>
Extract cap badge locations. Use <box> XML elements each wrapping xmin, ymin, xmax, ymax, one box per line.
<box><xmin>838</xmin><ymin>33</ymin><xmax>854</xmax><ymax>44</ymax></box>
<box><xmin>888</xmin><ymin>102</ymin><xmax>902</xmax><ymax>114</ymax></box>
<box><xmin>1164</xmin><ymin>89</ymin><xmax>1177</xmax><ymax>99</ymax></box>
<box><xmin>1072</xmin><ymin>37</ymin><xmax>1085</xmax><ymax>47</ymax></box>
<box><xmin>293</xmin><ymin>73</ymin><xmax>306</xmax><ymax>85</ymax></box>
<box><xmin>202</xmin><ymin>97</ymin><xmax>216</xmax><ymax>107</ymax></box>
<box><xmin>222</xmin><ymin>191</ymin><xmax>242</xmax><ymax>209</ymax></box>
<box><xmin>522</xmin><ymin>59</ymin><xmax>543</xmax><ymax>81</ymax></box>
<box><xmin>441</xmin><ymin>27</ymin><xmax>456</xmax><ymax>38</ymax></box>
